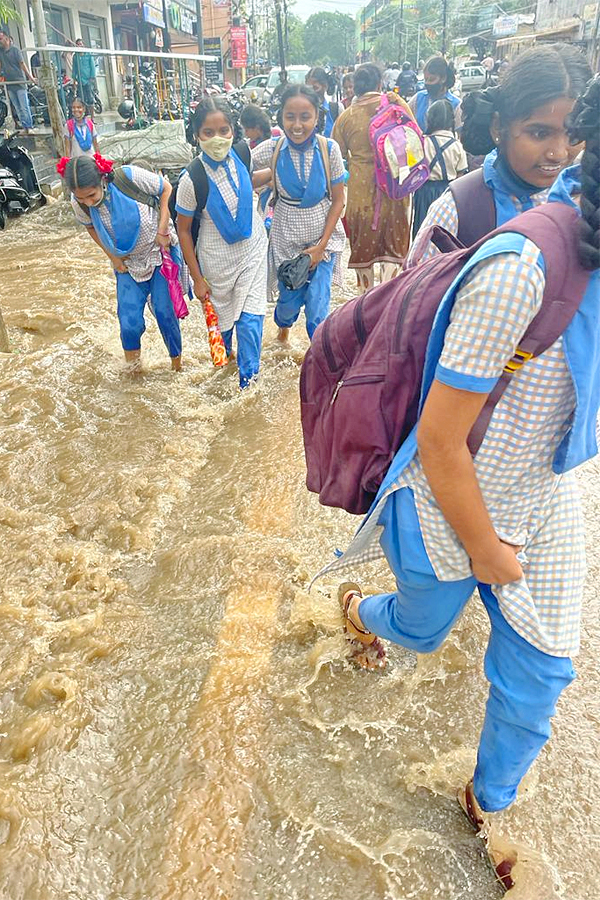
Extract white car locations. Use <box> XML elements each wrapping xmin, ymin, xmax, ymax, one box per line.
<box><xmin>241</xmin><ymin>74</ymin><xmax>268</xmax><ymax>103</ymax></box>
<box><xmin>457</xmin><ymin>64</ymin><xmax>487</xmax><ymax>93</ymax></box>
<box><xmin>263</xmin><ymin>65</ymin><xmax>311</xmax><ymax>104</ymax></box>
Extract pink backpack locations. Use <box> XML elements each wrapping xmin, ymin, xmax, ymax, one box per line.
<box><xmin>368</xmin><ymin>93</ymin><xmax>429</xmax><ymax>229</ymax></box>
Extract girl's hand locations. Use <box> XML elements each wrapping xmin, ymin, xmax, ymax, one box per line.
<box><xmin>155</xmin><ymin>230</ymin><xmax>171</xmax><ymax>249</ymax></box>
<box><xmin>305</xmin><ymin>244</ymin><xmax>325</xmax><ymax>269</ymax></box>
<box><xmin>470</xmin><ymin>541</ymin><xmax>524</xmax><ymax>586</ymax></box>
<box><xmin>111</xmin><ymin>255</ymin><xmax>128</xmax><ymax>273</ymax></box>
<box><xmin>193</xmin><ymin>276</ymin><xmax>210</xmax><ymax>301</ymax></box>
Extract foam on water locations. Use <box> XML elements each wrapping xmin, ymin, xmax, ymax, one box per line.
<box><xmin>0</xmin><ymin>203</ymin><xmax>598</xmax><ymax>899</ymax></box>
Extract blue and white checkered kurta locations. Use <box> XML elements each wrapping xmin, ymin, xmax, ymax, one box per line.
<box><xmin>321</xmin><ymin>239</ymin><xmax>585</xmax><ymax>658</ymax></box>
<box><xmin>251</xmin><ymin>137</ymin><xmax>347</xmax><ymax>297</ymax></box>
<box><xmin>406</xmin><ymin>186</ymin><xmax>551</xmax><ymax>266</ymax></box>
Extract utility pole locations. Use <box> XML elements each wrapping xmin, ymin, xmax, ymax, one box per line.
<box><xmin>441</xmin><ymin>0</ymin><xmax>448</xmax><ymax>56</ymax></box>
<box><xmin>398</xmin><ymin>0</ymin><xmax>404</xmax><ymax>62</ymax></box>
<box><xmin>362</xmin><ymin>9</ymin><xmax>366</xmax><ymax>61</ymax></box>
<box><xmin>196</xmin><ymin>0</ymin><xmax>204</xmax><ymax>85</ymax></box>
<box><xmin>251</xmin><ymin>0</ymin><xmax>256</xmax><ymax>75</ymax></box>
<box><xmin>30</xmin><ymin>0</ymin><xmax>64</xmax><ymax>157</ymax></box>
<box><xmin>275</xmin><ymin>0</ymin><xmax>286</xmax><ymax>74</ymax></box>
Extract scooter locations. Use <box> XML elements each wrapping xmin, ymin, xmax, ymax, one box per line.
<box><xmin>0</xmin><ymin>131</ymin><xmax>46</xmax><ymax>229</ymax></box>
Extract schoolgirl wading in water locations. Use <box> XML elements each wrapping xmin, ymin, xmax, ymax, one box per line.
<box><xmin>63</xmin><ymin>154</ymin><xmax>182</xmax><ymax>371</ymax></box>
<box><xmin>409</xmin><ymin>43</ymin><xmax>592</xmax><ymax>263</ymax></box>
<box><xmin>252</xmin><ymin>85</ymin><xmax>346</xmax><ymax>344</ymax></box>
<box><xmin>331</xmin><ymin>76</ymin><xmax>600</xmax><ymax>890</ymax></box>
<box><xmin>176</xmin><ymin>98</ymin><xmax>268</xmax><ymax>388</ymax></box>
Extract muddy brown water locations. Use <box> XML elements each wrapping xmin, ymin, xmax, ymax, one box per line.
<box><xmin>0</xmin><ymin>201</ymin><xmax>599</xmax><ymax>900</ymax></box>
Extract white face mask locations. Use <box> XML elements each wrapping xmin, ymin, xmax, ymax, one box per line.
<box><xmin>199</xmin><ymin>135</ymin><xmax>233</xmax><ymax>161</ymax></box>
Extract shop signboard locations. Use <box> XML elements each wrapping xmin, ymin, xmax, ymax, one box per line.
<box><xmin>168</xmin><ymin>1</ymin><xmax>197</xmax><ymax>34</ymax></box>
<box><xmin>493</xmin><ymin>15</ymin><xmax>518</xmax><ymax>36</ymax></box>
<box><xmin>204</xmin><ymin>37</ymin><xmax>223</xmax><ymax>83</ymax></box>
<box><xmin>230</xmin><ymin>25</ymin><xmax>247</xmax><ymax>68</ymax></box>
<box><xmin>143</xmin><ymin>1</ymin><xmax>165</xmax><ymax>28</ymax></box>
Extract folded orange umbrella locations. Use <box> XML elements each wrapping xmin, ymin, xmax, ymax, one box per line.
<box><xmin>202</xmin><ymin>295</ymin><xmax>228</xmax><ymax>368</ymax></box>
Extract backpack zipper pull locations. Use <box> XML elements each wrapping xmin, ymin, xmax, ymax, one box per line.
<box><xmin>330</xmin><ymin>380</ymin><xmax>344</xmax><ymax>405</ymax></box>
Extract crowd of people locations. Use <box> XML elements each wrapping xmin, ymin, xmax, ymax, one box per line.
<box><xmin>53</xmin><ymin>42</ymin><xmax>600</xmax><ymax>892</ymax></box>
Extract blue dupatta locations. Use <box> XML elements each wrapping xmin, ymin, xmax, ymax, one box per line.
<box><xmin>89</xmin><ymin>167</ymin><xmax>142</xmax><ymax>258</ymax></box>
<box><xmin>72</xmin><ymin>119</ymin><xmax>93</xmax><ymax>151</ymax></box>
<box><xmin>203</xmin><ymin>149</ymin><xmax>253</xmax><ymax>244</ymax></box>
<box><xmin>276</xmin><ymin>136</ymin><xmax>328</xmax><ymax>209</ymax></box>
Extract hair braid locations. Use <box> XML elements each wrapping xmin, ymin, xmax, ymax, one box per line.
<box><xmin>568</xmin><ymin>75</ymin><xmax>600</xmax><ymax>271</ymax></box>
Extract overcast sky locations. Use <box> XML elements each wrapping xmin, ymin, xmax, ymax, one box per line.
<box><xmin>292</xmin><ymin>0</ymin><xmax>364</xmax><ymax>22</ymax></box>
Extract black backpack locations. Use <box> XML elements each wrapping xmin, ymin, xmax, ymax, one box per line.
<box><xmin>169</xmin><ymin>140</ymin><xmax>251</xmax><ymax>245</ymax></box>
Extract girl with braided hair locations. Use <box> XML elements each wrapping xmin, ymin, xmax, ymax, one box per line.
<box><xmin>331</xmin><ymin>75</ymin><xmax>599</xmax><ymax>892</ymax></box>
<box><xmin>62</xmin><ymin>154</ymin><xmax>183</xmax><ymax>371</ymax></box>
<box><xmin>408</xmin><ymin>43</ymin><xmax>591</xmax><ymax>264</ymax></box>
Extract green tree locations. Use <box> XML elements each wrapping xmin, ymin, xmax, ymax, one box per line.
<box><xmin>285</xmin><ymin>12</ymin><xmax>305</xmax><ymax>64</ymax></box>
<box><xmin>304</xmin><ymin>11</ymin><xmax>356</xmax><ymax>67</ymax></box>
<box><xmin>0</xmin><ymin>0</ymin><xmax>21</xmax><ymax>22</ymax></box>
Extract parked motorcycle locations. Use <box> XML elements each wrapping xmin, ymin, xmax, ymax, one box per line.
<box><xmin>0</xmin><ymin>131</ymin><xmax>46</xmax><ymax>229</ymax></box>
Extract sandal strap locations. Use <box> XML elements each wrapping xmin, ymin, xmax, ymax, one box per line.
<box><xmin>343</xmin><ymin>591</ymin><xmax>372</xmax><ymax>636</ymax></box>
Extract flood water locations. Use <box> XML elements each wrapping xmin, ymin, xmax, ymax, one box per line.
<box><xmin>1</xmin><ymin>201</ymin><xmax>599</xmax><ymax>900</ymax></box>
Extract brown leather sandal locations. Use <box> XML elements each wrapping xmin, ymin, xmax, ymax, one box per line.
<box><xmin>458</xmin><ymin>781</ymin><xmax>516</xmax><ymax>893</ymax></box>
<box><xmin>338</xmin><ymin>582</ymin><xmax>387</xmax><ymax>670</ymax></box>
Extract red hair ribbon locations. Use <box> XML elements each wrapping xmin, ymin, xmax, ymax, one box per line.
<box><xmin>93</xmin><ymin>153</ymin><xmax>114</xmax><ymax>175</ymax></box>
<box><xmin>56</xmin><ymin>156</ymin><xmax>70</xmax><ymax>177</ymax></box>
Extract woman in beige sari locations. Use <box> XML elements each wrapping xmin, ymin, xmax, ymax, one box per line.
<box><xmin>332</xmin><ymin>63</ymin><xmax>413</xmax><ymax>290</ymax></box>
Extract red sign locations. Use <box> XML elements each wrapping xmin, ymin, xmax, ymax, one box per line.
<box><xmin>230</xmin><ymin>26</ymin><xmax>247</xmax><ymax>69</ymax></box>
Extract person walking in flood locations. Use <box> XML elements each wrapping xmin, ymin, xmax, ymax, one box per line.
<box><xmin>64</xmin><ymin>98</ymin><xmax>99</xmax><ymax>159</ymax></box>
<box><xmin>409</xmin><ymin>56</ymin><xmax>460</xmax><ymax>133</ymax></box>
<box><xmin>251</xmin><ymin>85</ymin><xmax>346</xmax><ymax>344</ymax></box>
<box><xmin>328</xmin><ymin>76</ymin><xmax>600</xmax><ymax>891</ymax></box>
<box><xmin>305</xmin><ymin>67</ymin><xmax>340</xmax><ymax>138</ymax></box>
<box><xmin>408</xmin><ymin>44</ymin><xmax>592</xmax><ymax>263</ymax></box>
<box><xmin>176</xmin><ymin>98</ymin><xmax>268</xmax><ymax>388</ymax></box>
<box><xmin>61</xmin><ymin>154</ymin><xmax>183</xmax><ymax>371</ymax></box>
<box><xmin>411</xmin><ymin>98</ymin><xmax>467</xmax><ymax>238</ymax></box>
<box><xmin>332</xmin><ymin>64</ymin><xmax>413</xmax><ymax>290</ymax></box>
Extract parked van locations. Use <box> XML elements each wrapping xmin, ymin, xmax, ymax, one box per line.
<box><xmin>263</xmin><ymin>65</ymin><xmax>311</xmax><ymax>103</ymax></box>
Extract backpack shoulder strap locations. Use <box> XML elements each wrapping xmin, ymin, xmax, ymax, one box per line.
<box><xmin>187</xmin><ymin>155</ymin><xmax>208</xmax><ymax>211</ymax></box>
<box><xmin>467</xmin><ymin>203</ymin><xmax>591</xmax><ymax>454</ymax></box>
<box><xmin>270</xmin><ymin>136</ymin><xmax>285</xmax><ymax>204</ymax></box>
<box><xmin>428</xmin><ymin>135</ymin><xmax>449</xmax><ymax>182</ymax></box>
<box><xmin>112</xmin><ymin>166</ymin><xmax>159</xmax><ymax>210</ymax></box>
<box><xmin>232</xmin><ymin>139</ymin><xmax>251</xmax><ymax>171</ymax></box>
<box><xmin>316</xmin><ymin>133</ymin><xmax>332</xmax><ymax>199</ymax></box>
<box><xmin>449</xmin><ymin>167</ymin><xmax>495</xmax><ymax>246</ymax></box>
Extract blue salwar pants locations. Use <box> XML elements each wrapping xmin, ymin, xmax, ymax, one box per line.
<box><xmin>221</xmin><ymin>312</ymin><xmax>264</xmax><ymax>389</ymax></box>
<box><xmin>359</xmin><ymin>487</ymin><xmax>575</xmax><ymax>813</ymax></box>
<box><xmin>116</xmin><ymin>266</ymin><xmax>182</xmax><ymax>358</ymax></box>
<box><xmin>275</xmin><ymin>254</ymin><xmax>335</xmax><ymax>340</ymax></box>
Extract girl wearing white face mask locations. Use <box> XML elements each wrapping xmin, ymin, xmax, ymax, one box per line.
<box><xmin>176</xmin><ymin>98</ymin><xmax>268</xmax><ymax>389</ymax></box>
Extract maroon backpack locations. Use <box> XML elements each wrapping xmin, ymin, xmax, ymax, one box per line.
<box><xmin>300</xmin><ymin>204</ymin><xmax>590</xmax><ymax>515</ymax></box>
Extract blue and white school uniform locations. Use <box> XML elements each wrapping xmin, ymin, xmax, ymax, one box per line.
<box><xmin>322</xmin><ymin>98</ymin><xmax>336</xmax><ymax>138</ymax></box>
<box><xmin>317</xmin><ymin>167</ymin><xmax>600</xmax><ymax>813</ymax></box>
<box><xmin>175</xmin><ymin>148</ymin><xmax>268</xmax><ymax>388</ymax></box>
<box><xmin>71</xmin><ymin>165</ymin><xmax>182</xmax><ymax>358</ymax></box>
<box><xmin>409</xmin><ymin>88</ymin><xmax>461</xmax><ymax>132</ymax></box>
<box><xmin>64</xmin><ymin>116</ymin><xmax>97</xmax><ymax>159</ymax></box>
<box><xmin>408</xmin><ymin>148</ymin><xmax>552</xmax><ymax>265</ymax></box>
<box><xmin>251</xmin><ymin>134</ymin><xmax>346</xmax><ymax>339</ymax></box>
